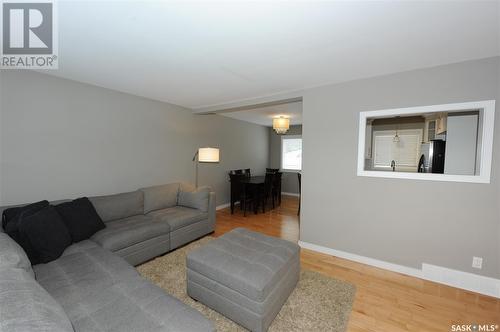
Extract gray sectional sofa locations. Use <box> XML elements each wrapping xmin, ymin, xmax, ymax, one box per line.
<box><xmin>0</xmin><ymin>182</ymin><xmax>216</xmax><ymax>332</ymax></box>
<box><xmin>89</xmin><ymin>182</ymin><xmax>216</xmax><ymax>265</ymax></box>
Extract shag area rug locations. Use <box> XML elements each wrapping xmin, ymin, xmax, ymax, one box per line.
<box><xmin>137</xmin><ymin>237</ymin><xmax>355</xmax><ymax>332</ymax></box>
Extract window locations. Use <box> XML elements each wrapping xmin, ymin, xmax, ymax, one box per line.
<box><xmin>281</xmin><ymin>135</ymin><xmax>302</xmax><ymax>171</ymax></box>
<box><xmin>373</xmin><ymin>129</ymin><xmax>422</xmax><ymax>171</ymax></box>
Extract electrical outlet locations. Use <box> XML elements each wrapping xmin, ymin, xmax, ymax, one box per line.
<box><xmin>472</xmin><ymin>256</ymin><xmax>483</xmax><ymax>269</ymax></box>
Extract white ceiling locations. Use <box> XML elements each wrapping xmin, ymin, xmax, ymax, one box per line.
<box><xmin>44</xmin><ymin>1</ymin><xmax>499</xmax><ymax>109</ymax></box>
<box><xmin>220</xmin><ymin>102</ymin><xmax>302</xmax><ymax>126</ymax></box>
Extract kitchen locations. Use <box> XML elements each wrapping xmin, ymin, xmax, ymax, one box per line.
<box><xmin>364</xmin><ymin>110</ymin><xmax>481</xmax><ymax>176</ymax></box>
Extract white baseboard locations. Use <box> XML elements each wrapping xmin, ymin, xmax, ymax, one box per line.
<box><xmin>421</xmin><ymin>263</ymin><xmax>500</xmax><ymax>298</ymax></box>
<box><xmin>298</xmin><ymin>240</ymin><xmax>500</xmax><ymax>298</ymax></box>
<box><xmin>216</xmin><ymin>203</ymin><xmax>230</xmax><ymax>210</ymax></box>
<box><xmin>281</xmin><ymin>192</ymin><xmax>300</xmax><ymax>197</ymax></box>
<box><xmin>298</xmin><ymin>241</ymin><xmax>422</xmax><ymax>278</ymax></box>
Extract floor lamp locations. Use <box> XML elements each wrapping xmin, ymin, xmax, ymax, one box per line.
<box><xmin>192</xmin><ymin>147</ymin><xmax>220</xmax><ymax>187</ymax></box>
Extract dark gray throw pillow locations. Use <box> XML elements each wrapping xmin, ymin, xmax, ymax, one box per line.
<box><xmin>18</xmin><ymin>206</ymin><xmax>72</xmax><ymax>264</ymax></box>
<box><xmin>2</xmin><ymin>200</ymin><xmax>49</xmax><ymax>237</ymax></box>
<box><xmin>3</xmin><ymin>200</ymin><xmax>50</xmax><ymax>261</ymax></box>
<box><xmin>55</xmin><ymin>197</ymin><xmax>105</xmax><ymax>243</ymax></box>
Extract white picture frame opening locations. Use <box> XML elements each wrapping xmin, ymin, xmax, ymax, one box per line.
<box><xmin>357</xmin><ymin>100</ymin><xmax>495</xmax><ymax>183</ymax></box>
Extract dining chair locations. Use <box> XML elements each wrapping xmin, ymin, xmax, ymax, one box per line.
<box><xmin>271</xmin><ymin>172</ymin><xmax>282</xmax><ymax>206</ymax></box>
<box><xmin>266</xmin><ymin>168</ymin><xmax>279</xmax><ymax>173</ymax></box>
<box><xmin>297</xmin><ymin>173</ymin><xmax>301</xmax><ymax>216</ymax></box>
<box><xmin>229</xmin><ymin>173</ymin><xmax>245</xmax><ymax>214</ymax></box>
<box><xmin>262</xmin><ymin>172</ymin><xmax>275</xmax><ymax>211</ymax></box>
<box><xmin>244</xmin><ymin>168</ymin><xmax>251</xmax><ymax>178</ymax></box>
<box><xmin>229</xmin><ymin>172</ymin><xmax>257</xmax><ymax>216</ymax></box>
<box><xmin>242</xmin><ymin>183</ymin><xmax>260</xmax><ymax>217</ymax></box>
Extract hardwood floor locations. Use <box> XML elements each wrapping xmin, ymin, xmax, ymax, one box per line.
<box><xmin>214</xmin><ymin>195</ymin><xmax>500</xmax><ymax>332</ymax></box>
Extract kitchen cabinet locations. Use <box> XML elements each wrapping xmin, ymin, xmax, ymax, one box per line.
<box><xmin>423</xmin><ymin>114</ymin><xmax>447</xmax><ymax>142</ymax></box>
<box><xmin>424</xmin><ymin>119</ymin><xmax>436</xmax><ymax>142</ymax></box>
<box><xmin>436</xmin><ymin>114</ymin><xmax>447</xmax><ymax>134</ymax></box>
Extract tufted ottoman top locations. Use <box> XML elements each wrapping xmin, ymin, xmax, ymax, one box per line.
<box><xmin>187</xmin><ymin>228</ymin><xmax>300</xmax><ymax>302</ymax></box>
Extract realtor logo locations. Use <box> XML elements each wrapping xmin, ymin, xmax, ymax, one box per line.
<box><xmin>1</xmin><ymin>0</ymin><xmax>58</xmax><ymax>69</ymax></box>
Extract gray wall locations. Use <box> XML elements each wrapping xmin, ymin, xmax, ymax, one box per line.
<box><xmin>0</xmin><ymin>71</ymin><xmax>269</xmax><ymax>206</ymax></box>
<box><xmin>269</xmin><ymin>125</ymin><xmax>302</xmax><ymax>194</ymax></box>
<box><xmin>301</xmin><ymin>57</ymin><xmax>500</xmax><ymax>278</ymax></box>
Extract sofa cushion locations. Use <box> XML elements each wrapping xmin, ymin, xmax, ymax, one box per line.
<box><xmin>91</xmin><ymin>215</ymin><xmax>170</xmax><ymax>252</ymax></box>
<box><xmin>35</xmin><ymin>240</ymin><xmax>141</xmax><ymax>291</ymax></box>
<box><xmin>0</xmin><ymin>232</ymin><xmax>34</xmax><ymax>277</ymax></box>
<box><xmin>141</xmin><ymin>183</ymin><xmax>180</xmax><ymax>213</ymax></box>
<box><xmin>178</xmin><ymin>187</ymin><xmax>210</xmax><ymax>212</ymax></box>
<box><xmin>89</xmin><ymin>190</ymin><xmax>144</xmax><ymax>222</ymax></box>
<box><xmin>148</xmin><ymin>206</ymin><xmax>208</xmax><ymax>231</ymax></box>
<box><xmin>18</xmin><ymin>206</ymin><xmax>72</xmax><ymax>264</ymax></box>
<box><xmin>56</xmin><ymin>197</ymin><xmax>106</xmax><ymax>242</ymax></box>
<box><xmin>0</xmin><ymin>268</ymin><xmax>73</xmax><ymax>332</ymax></box>
<box><xmin>34</xmin><ymin>240</ymin><xmax>214</xmax><ymax>332</ymax></box>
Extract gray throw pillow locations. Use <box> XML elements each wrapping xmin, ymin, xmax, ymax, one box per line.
<box><xmin>178</xmin><ymin>188</ymin><xmax>210</xmax><ymax>212</ymax></box>
<box><xmin>0</xmin><ymin>232</ymin><xmax>34</xmax><ymax>278</ymax></box>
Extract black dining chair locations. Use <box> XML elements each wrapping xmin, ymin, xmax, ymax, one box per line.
<box><xmin>266</xmin><ymin>168</ymin><xmax>279</xmax><ymax>173</ymax></box>
<box><xmin>271</xmin><ymin>172</ymin><xmax>282</xmax><ymax>206</ymax></box>
<box><xmin>229</xmin><ymin>173</ymin><xmax>245</xmax><ymax>214</ymax></box>
<box><xmin>297</xmin><ymin>173</ymin><xmax>301</xmax><ymax>216</ymax></box>
<box><xmin>229</xmin><ymin>172</ymin><xmax>257</xmax><ymax>216</ymax></box>
<box><xmin>262</xmin><ymin>172</ymin><xmax>275</xmax><ymax>211</ymax></box>
<box><xmin>243</xmin><ymin>183</ymin><xmax>261</xmax><ymax>216</ymax></box>
<box><xmin>243</xmin><ymin>168</ymin><xmax>251</xmax><ymax>178</ymax></box>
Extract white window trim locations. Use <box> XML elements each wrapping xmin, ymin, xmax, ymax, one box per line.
<box><xmin>281</xmin><ymin>135</ymin><xmax>302</xmax><ymax>172</ymax></box>
<box><xmin>357</xmin><ymin>100</ymin><xmax>495</xmax><ymax>184</ymax></box>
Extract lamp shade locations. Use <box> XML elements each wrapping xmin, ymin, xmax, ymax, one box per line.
<box><xmin>198</xmin><ymin>147</ymin><xmax>219</xmax><ymax>163</ymax></box>
<box><xmin>272</xmin><ymin>117</ymin><xmax>290</xmax><ymax>134</ymax></box>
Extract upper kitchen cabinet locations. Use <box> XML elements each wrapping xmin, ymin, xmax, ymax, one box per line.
<box><xmin>423</xmin><ymin>113</ymin><xmax>447</xmax><ymax>143</ymax></box>
<box><xmin>436</xmin><ymin>113</ymin><xmax>447</xmax><ymax>134</ymax></box>
<box><xmin>423</xmin><ymin>118</ymin><xmax>436</xmax><ymax>142</ymax></box>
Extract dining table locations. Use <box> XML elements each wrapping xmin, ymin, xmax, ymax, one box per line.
<box><xmin>229</xmin><ymin>173</ymin><xmax>283</xmax><ymax>216</ymax></box>
<box><xmin>240</xmin><ymin>175</ymin><xmax>266</xmax><ymax>185</ymax></box>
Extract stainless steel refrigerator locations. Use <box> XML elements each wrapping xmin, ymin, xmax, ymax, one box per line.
<box><xmin>418</xmin><ymin>140</ymin><xmax>446</xmax><ymax>173</ymax></box>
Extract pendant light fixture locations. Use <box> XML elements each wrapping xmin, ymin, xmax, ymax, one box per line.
<box><xmin>273</xmin><ymin>116</ymin><xmax>290</xmax><ymax>135</ymax></box>
<box><xmin>393</xmin><ymin>119</ymin><xmax>400</xmax><ymax>143</ymax></box>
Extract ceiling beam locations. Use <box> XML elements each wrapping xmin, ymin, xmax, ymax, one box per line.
<box><xmin>192</xmin><ymin>91</ymin><xmax>303</xmax><ymax>114</ymax></box>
